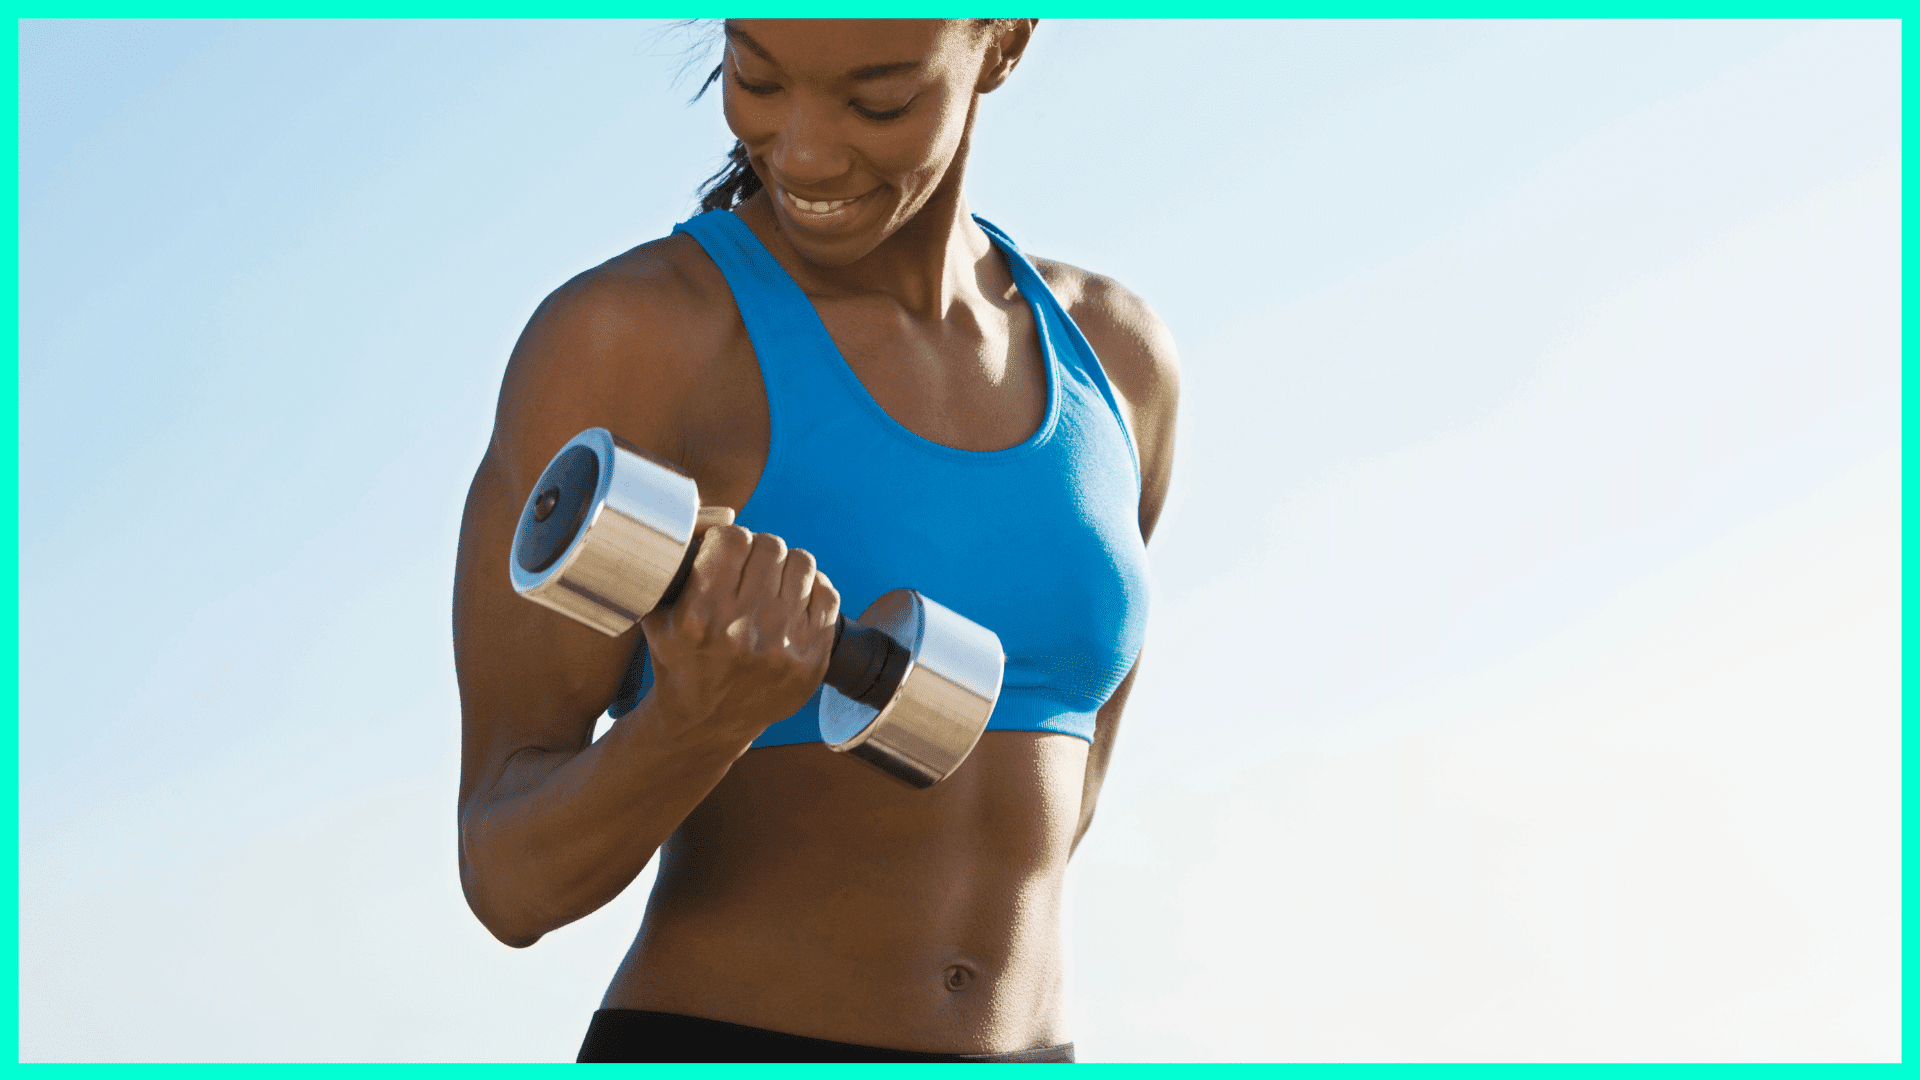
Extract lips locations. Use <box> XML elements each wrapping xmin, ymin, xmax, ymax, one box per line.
<box><xmin>786</xmin><ymin>190</ymin><xmax>856</xmax><ymax>214</ymax></box>
<box><xmin>780</xmin><ymin>186</ymin><xmax>867</xmax><ymax>227</ymax></box>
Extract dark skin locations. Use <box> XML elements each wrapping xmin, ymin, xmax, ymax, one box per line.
<box><xmin>453</xmin><ymin>19</ymin><xmax>1179</xmax><ymax>1053</ymax></box>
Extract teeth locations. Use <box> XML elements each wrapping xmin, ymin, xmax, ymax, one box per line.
<box><xmin>787</xmin><ymin>191</ymin><xmax>853</xmax><ymax>214</ymax></box>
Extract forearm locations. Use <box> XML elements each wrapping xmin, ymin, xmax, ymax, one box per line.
<box><xmin>1071</xmin><ymin>753</ymin><xmax>1110</xmax><ymax>855</ymax></box>
<box><xmin>1072</xmin><ymin>654</ymin><xmax>1140</xmax><ymax>855</ymax></box>
<box><xmin>459</xmin><ymin>694</ymin><xmax>746</xmax><ymax>947</ymax></box>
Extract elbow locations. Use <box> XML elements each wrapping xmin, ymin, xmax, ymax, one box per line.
<box><xmin>488</xmin><ymin>922</ymin><xmax>546</xmax><ymax>950</ymax></box>
<box><xmin>461</xmin><ymin>861</ymin><xmax>549</xmax><ymax>949</ymax></box>
<box><xmin>458</xmin><ymin>815</ymin><xmax>551</xmax><ymax>948</ymax></box>
<box><xmin>462</xmin><ymin>871</ymin><xmax>552</xmax><ymax>949</ymax></box>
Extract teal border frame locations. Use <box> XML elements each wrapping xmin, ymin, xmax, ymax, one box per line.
<box><xmin>6</xmin><ymin>13</ymin><xmax>19</xmax><ymax>1069</ymax></box>
<box><xmin>6</xmin><ymin>10</ymin><xmax>1906</xmax><ymax>1068</ymax></box>
<box><xmin>3</xmin><ymin>5</ymin><xmax>1910</xmax><ymax>13</ymax></box>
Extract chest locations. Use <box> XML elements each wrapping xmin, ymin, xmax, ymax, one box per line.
<box><xmin>676</xmin><ymin>292</ymin><xmax>1048</xmax><ymax>509</ymax></box>
<box><xmin>657</xmin><ymin>211</ymin><xmax>1150</xmax><ymax>729</ymax></box>
<box><xmin>814</xmin><ymin>290</ymin><xmax>1047</xmax><ymax>455</ymax></box>
<box><xmin>735</xmin><ymin>348</ymin><xmax>1150</xmax><ymax>715</ymax></box>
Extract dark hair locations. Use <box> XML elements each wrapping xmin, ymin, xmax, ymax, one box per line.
<box><xmin>693</xmin><ymin>62</ymin><xmax>763</xmax><ymax>214</ymax></box>
<box><xmin>691</xmin><ymin>20</ymin><xmax>1016</xmax><ymax>214</ymax></box>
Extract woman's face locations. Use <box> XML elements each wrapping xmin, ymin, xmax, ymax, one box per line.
<box><xmin>721</xmin><ymin>19</ymin><xmax>1007</xmax><ymax>268</ymax></box>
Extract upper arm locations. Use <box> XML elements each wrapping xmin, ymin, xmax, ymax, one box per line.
<box><xmin>452</xmin><ymin>243</ymin><xmax>720</xmax><ymax>813</ymax></box>
<box><xmin>1033</xmin><ymin>261</ymin><xmax>1181</xmax><ymax>544</ymax></box>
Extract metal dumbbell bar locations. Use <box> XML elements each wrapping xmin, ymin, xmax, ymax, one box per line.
<box><xmin>508</xmin><ymin>428</ymin><xmax>1005</xmax><ymax>788</ymax></box>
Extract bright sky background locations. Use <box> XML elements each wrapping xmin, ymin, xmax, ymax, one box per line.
<box><xmin>19</xmin><ymin>19</ymin><xmax>1899</xmax><ymax>1063</ymax></box>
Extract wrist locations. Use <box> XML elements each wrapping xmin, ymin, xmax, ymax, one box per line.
<box><xmin>617</xmin><ymin>686</ymin><xmax>757</xmax><ymax>772</ymax></box>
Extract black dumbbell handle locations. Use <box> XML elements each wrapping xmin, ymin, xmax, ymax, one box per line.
<box><xmin>653</xmin><ymin>532</ymin><xmax>910</xmax><ymax>711</ymax></box>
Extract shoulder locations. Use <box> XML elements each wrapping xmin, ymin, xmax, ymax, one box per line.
<box><xmin>1028</xmin><ymin>256</ymin><xmax>1181</xmax><ymax>431</ymax></box>
<box><xmin>1029</xmin><ymin>257</ymin><xmax>1181</xmax><ymax>540</ymax></box>
<box><xmin>504</xmin><ymin>232</ymin><xmax>731</xmax><ymax>409</ymax></box>
<box><xmin>1029</xmin><ymin>259</ymin><xmax>1179</xmax><ymax>374</ymax></box>
<box><xmin>491</xmin><ymin>231</ymin><xmax>744</xmax><ymax>482</ymax></box>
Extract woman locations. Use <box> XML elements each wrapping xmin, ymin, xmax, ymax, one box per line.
<box><xmin>453</xmin><ymin>19</ymin><xmax>1178</xmax><ymax>1062</ymax></box>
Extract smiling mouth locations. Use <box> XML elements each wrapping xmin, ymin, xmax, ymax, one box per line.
<box><xmin>782</xmin><ymin>188</ymin><xmax>863</xmax><ymax>219</ymax></box>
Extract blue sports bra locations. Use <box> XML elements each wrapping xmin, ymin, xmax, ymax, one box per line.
<box><xmin>613</xmin><ymin>209</ymin><xmax>1148</xmax><ymax>747</ymax></box>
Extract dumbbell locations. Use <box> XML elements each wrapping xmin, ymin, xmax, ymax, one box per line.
<box><xmin>508</xmin><ymin>427</ymin><xmax>1005</xmax><ymax>789</ymax></box>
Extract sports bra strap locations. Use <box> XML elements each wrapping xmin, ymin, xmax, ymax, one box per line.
<box><xmin>971</xmin><ymin>215</ymin><xmax>1141</xmax><ymax>490</ymax></box>
<box><xmin>671</xmin><ymin>211</ymin><xmax>846</xmax><ymax>408</ymax></box>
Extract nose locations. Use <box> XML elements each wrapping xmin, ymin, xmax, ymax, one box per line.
<box><xmin>766</xmin><ymin>96</ymin><xmax>850</xmax><ymax>188</ymax></box>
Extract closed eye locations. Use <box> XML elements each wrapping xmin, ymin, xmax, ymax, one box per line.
<box><xmin>731</xmin><ymin>70</ymin><xmax>780</xmax><ymax>96</ymax></box>
<box><xmin>853</xmin><ymin>98</ymin><xmax>913</xmax><ymax>122</ymax></box>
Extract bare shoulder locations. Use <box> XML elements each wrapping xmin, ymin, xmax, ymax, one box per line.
<box><xmin>1029</xmin><ymin>257</ymin><xmax>1180</xmax><ymax>540</ymax></box>
<box><xmin>492</xmin><ymin>232</ymin><xmax>744</xmax><ymax>482</ymax></box>
<box><xmin>1028</xmin><ymin>258</ymin><xmax>1181</xmax><ymax>401</ymax></box>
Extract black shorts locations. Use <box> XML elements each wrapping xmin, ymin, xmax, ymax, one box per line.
<box><xmin>577</xmin><ymin>1009</ymin><xmax>1075</xmax><ymax>1063</ymax></box>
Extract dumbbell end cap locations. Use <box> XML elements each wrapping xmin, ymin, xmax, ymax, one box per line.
<box><xmin>508</xmin><ymin>428</ymin><xmax>701</xmax><ymax>636</ymax></box>
<box><xmin>820</xmin><ymin>590</ymin><xmax>1005</xmax><ymax>788</ymax></box>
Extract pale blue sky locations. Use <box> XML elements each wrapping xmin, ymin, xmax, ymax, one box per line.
<box><xmin>20</xmin><ymin>19</ymin><xmax>1900</xmax><ymax>1062</ymax></box>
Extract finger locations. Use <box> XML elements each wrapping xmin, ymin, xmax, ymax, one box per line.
<box><xmin>686</xmin><ymin>524</ymin><xmax>752</xmax><ymax>607</ymax></box>
<box><xmin>738</xmin><ymin>531</ymin><xmax>788</xmax><ymax>602</ymax></box>
<box><xmin>692</xmin><ymin>505</ymin><xmax>736</xmax><ymax>537</ymax></box>
<box><xmin>807</xmin><ymin>569</ymin><xmax>842</xmax><ymax>629</ymax></box>
<box><xmin>780</xmin><ymin>547</ymin><xmax>817</xmax><ymax>606</ymax></box>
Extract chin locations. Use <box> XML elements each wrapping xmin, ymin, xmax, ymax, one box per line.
<box><xmin>774</xmin><ymin>204</ymin><xmax>894</xmax><ymax>269</ymax></box>
<box><xmin>780</xmin><ymin>231</ymin><xmax>872</xmax><ymax>270</ymax></box>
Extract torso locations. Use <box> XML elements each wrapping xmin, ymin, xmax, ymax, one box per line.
<box><xmin>658</xmin><ymin>205</ymin><xmax>1048</xmax><ymax>508</ymax></box>
<box><xmin>605</xmin><ymin>733</ymin><xmax>1086</xmax><ymax>1051</ymax></box>
<box><xmin>532</xmin><ymin>198</ymin><xmax>1162</xmax><ymax>1054</ymax></box>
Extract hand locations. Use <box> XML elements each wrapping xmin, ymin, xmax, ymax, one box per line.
<box><xmin>637</xmin><ymin>523</ymin><xmax>841</xmax><ymax>751</ymax></box>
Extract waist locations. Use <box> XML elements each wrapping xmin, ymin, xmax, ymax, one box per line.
<box><xmin>578</xmin><ymin>1009</ymin><xmax>1076</xmax><ymax>1062</ymax></box>
<box><xmin>602</xmin><ymin>733</ymin><xmax>1087</xmax><ymax>1053</ymax></box>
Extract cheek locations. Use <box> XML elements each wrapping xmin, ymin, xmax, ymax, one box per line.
<box><xmin>876</xmin><ymin>93</ymin><xmax>971</xmax><ymax>187</ymax></box>
<box><xmin>720</xmin><ymin>77</ymin><xmax>798</xmax><ymax>150</ymax></box>
<box><xmin>721</xmin><ymin>85</ymin><xmax>764</xmax><ymax>142</ymax></box>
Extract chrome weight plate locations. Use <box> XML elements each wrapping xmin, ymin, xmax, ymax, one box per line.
<box><xmin>819</xmin><ymin>589</ymin><xmax>1006</xmax><ymax>788</ymax></box>
<box><xmin>508</xmin><ymin>427</ymin><xmax>700</xmax><ymax>637</ymax></box>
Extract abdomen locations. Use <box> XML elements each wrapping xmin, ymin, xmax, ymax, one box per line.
<box><xmin>602</xmin><ymin>731</ymin><xmax>1088</xmax><ymax>1054</ymax></box>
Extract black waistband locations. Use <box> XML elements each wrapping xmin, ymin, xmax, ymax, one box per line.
<box><xmin>577</xmin><ymin>1008</ymin><xmax>1075</xmax><ymax>1063</ymax></box>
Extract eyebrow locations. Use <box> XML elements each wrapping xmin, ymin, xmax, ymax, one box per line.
<box><xmin>723</xmin><ymin>24</ymin><xmax>925</xmax><ymax>81</ymax></box>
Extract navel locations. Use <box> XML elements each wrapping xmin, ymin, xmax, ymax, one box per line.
<box><xmin>943</xmin><ymin>963</ymin><xmax>976</xmax><ymax>992</ymax></box>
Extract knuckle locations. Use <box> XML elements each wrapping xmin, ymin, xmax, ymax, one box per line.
<box><xmin>672</xmin><ymin>604</ymin><xmax>709</xmax><ymax>639</ymax></box>
<box><xmin>699</xmin><ymin>531</ymin><xmax>752</xmax><ymax>578</ymax></box>
<box><xmin>706</xmin><ymin>525</ymin><xmax>752</xmax><ymax>554</ymax></box>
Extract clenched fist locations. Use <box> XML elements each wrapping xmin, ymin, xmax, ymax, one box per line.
<box><xmin>638</xmin><ymin>524</ymin><xmax>842</xmax><ymax>752</ymax></box>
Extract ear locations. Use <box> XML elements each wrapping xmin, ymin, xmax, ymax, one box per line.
<box><xmin>975</xmin><ymin>19</ymin><xmax>1038</xmax><ymax>94</ymax></box>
